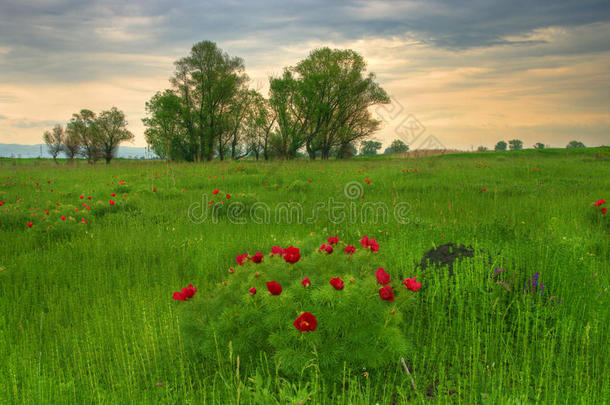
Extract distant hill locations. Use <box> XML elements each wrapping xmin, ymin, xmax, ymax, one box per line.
<box><xmin>0</xmin><ymin>143</ymin><xmax>156</xmax><ymax>159</ymax></box>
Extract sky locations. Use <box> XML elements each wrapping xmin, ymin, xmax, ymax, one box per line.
<box><xmin>0</xmin><ymin>0</ymin><xmax>609</xmax><ymax>150</ymax></box>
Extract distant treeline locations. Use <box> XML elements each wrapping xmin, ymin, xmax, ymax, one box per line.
<box><xmin>143</xmin><ymin>41</ymin><xmax>390</xmax><ymax>161</ymax></box>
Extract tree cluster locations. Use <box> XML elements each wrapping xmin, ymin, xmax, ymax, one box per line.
<box><xmin>143</xmin><ymin>41</ymin><xmax>390</xmax><ymax>161</ymax></box>
<box><xmin>43</xmin><ymin>107</ymin><xmax>134</xmax><ymax>164</ymax></box>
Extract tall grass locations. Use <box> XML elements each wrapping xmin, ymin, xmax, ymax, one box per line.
<box><xmin>0</xmin><ymin>148</ymin><xmax>608</xmax><ymax>403</ymax></box>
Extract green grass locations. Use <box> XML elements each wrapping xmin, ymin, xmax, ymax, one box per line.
<box><xmin>1</xmin><ymin>148</ymin><xmax>608</xmax><ymax>403</ymax></box>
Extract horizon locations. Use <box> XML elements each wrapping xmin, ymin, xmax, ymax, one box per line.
<box><xmin>1</xmin><ymin>1</ymin><xmax>609</xmax><ymax>150</ymax></box>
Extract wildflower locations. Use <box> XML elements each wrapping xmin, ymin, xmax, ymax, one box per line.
<box><xmin>302</xmin><ymin>276</ymin><xmax>311</xmax><ymax>288</ymax></box>
<box><xmin>110</xmin><ymin>193</ymin><xmax>116</xmax><ymax>197</ymax></box>
<box><xmin>375</xmin><ymin>268</ymin><xmax>391</xmax><ymax>285</ymax></box>
<box><xmin>212</xmin><ymin>189</ymin><xmax>219</xmax><ymax>195</ymax></box>
<box><xmin>153</xmin><ymin>187</ymin><xmax>157</xmax><ymax>192</ymax></box>
<box><xmin>344</xmin><ymin>245</ymin><xmax>356</xmax><ymax>255</ymax></box>
<box><xmin>327</xmin><ymin>236</ymin><xmax>339</xmax><ymax>245</ymax></box>
<box><xmin>172</xmin><ymin>284</ymin><xmax>197</xmax><ymax>301</ymax></box>
<box><xmin>266</xmin><ymin>281</ymin><xmax>282</xmax><ymax>295</ymax></box>
<box><xmin>249</xmin><ymin>287</ymin><xmax>256</xmax><ymax>295</ymax></box>
<box><xmin>80</xmin><ymin>195</ymin><xmax>84</xmax><ymax>199</ymax></box>
<box><xmin>226</xmin><ymin>193</ymin><xmax>230</xmax><ymax>199</ymax></box>
<box><xmin>109</xmin><ymin>200</ymin><xmax>115</xmax><ymax>206</ymax></box>
<box><xmin>81</xmin><ymin>218</ymin><xmax>87</xmax><ymax>223</ymax></box>
<box><xmin>361</xmin><ymin>235</ymin><xmax>380</xmax><ymax>252</ymax></box>
<box><xmin>283</xmin><ymin>246</ymin><xmax>300</xmax><ymax>264</ymax></box>
<box><xmin>318</xmin><ymin>244</ymin><xmax>333</xmax><ymax>254</ymax></box>
<box><xmin>403</xmin><ymin>277</ymin><xmax>421</xmax><ymax>291</ymax></box>
<box><xmin>27</xmin><ymin>222</ymin><xmax>33</xmax><ymax>228</ymax></box>
<box><xmin>364</xmin><ymin>178</ymin><xmax>370</xmax><ymax>184</ymax></box>
<box><xmin>294</xmin><ymin>312</ymin><xmax>317</xmax><ymax>332</ymax></box>
<box><xmin>251</xmin><ymin>252</ymin><xmax>264</xmax><ymax>263</ymax></box>
<box><xmin>602</xmin><ymin>208</ymin><xmax>607</xmax><ymax>214</ymax></box>
<box><xmin>270</xmin><ymin>246</ymin><xmax>284</xmax><ymax>256</ymax></box>
<box><xmin>330</xmin><ymin>277</ymin><xmax>344</xmax><ymax>290</ymax></box>
<box><xmin>61</xmin><ymin>216</ymin><xmax>66</xmax><ymax>221</ymax></box>
<box><xmin>379</xmin><ymin>286</ymin><xmax>395</xmax><ymax>301</ymax></box>
<box><xmin>236</xmin><ymin>253</ymin><xmax>249</xmax><ymax>266</ymax></box>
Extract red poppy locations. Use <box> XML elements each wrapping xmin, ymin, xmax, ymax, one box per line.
<box><xmin>81</xmin><ymin>218</ymin><xmax>87</xmax><ymax>223</ymax></box>
<box><xmin>360</xmin><ymin>235</ymin><xmax>369</xmax><ymax>247</ymax></box>
<box><xmin>87</xmin><ymin>196</ymin><xmax>92</xmax><ymax>200</ymax></box>
<box><xmin>403</xmin><ymin>277</ymin><xmax>421</xmax><ymax>291</ymax></box>
<box><xmin>302</xmin><ymin>276</ymin><xmax>311</xmax><ymax>288</ymax></box>
<box><xmin>482</xmin><ymin>188</ymin><xmax>487</xmax><ymax>191</ymax></box>
<box><xmin>212</xmin><ymin>188</ymin><xmax>219</xmax><ymax>195</ymax></box>
<box><xmin>266</xmin><ymin>281</ymin><xmax>282</xmax><ymax>295</ymax></box>
<box><xmin>602</xmin><ymin>208</ymin><xmax>607</xmax><ymax>214</ymax></box>
<box><xmin>249</xmin><ymin>287</ymin><xmax>257</xmax><ymax>295</ymax></box>
<box><xmin>110</xmin><ymin>193</ymin><xmax>116</xmax><ymax>197</ymax></box>
<box><xmin>27</xmin><ymin>222</ymin><xmax>33</xmax><ymax>228</ymax></box>
<box><xmin>271</xmin><ymin>246</ymin><xmax>284</xmax><ymax>256</ymax></box>
<box><xmin>344</xmin><ymin>245</ymin><xmax>356</xmax><ymax>255</ymax></box>
<box><xmin>364</xmin><ymin>178</ymin><xmax>370</xmax><ymax>184</ymax></box>
<box><xmin>330</xmin><ymin>277</ymin><xmax>344</xmax><ymax>290</ymax></box>
<box><xmin>79</xmin><ymin>195</ymin><xmax>84</xmax><ymax>199</ymax></box>
<box><xmin>109</xmin><ymin>200</ymin><xmax>115</xmax><ymax>206</ymax></box>
<box><xmin>173</xmin><ymin>284</ymin><xmax>197</xmax><ymax>301</ymax></box>
<box><xmin>61</xmin><ymin>216</ymin><xmax>66</xmax><ymax>221</ymax></box>
<box><xmin>327</xmin><ymin>236</ymin><xmax>339</xmax><ymax>245</ymax></box>
<box><xmin>0</xmin><ymin>201</ymin><xmax>3</xmax><ymax>206</ymax></box>
<box><xmin>283</xmin><ymin>246</ymin><xmax>300</xmax><ymax>264</ymax></box>
<box><xmin>153</xmin><ymin>187</ymin><xmax>157</xmax><ymax>192</ymax></box>
<box><xmin>307</xmin><ymin>179</ymin><xmax>312</xmax><ymax>183</ymax></box>
<box><xmin>251</xmin><ymin>252</ymin><xmax>264</xmax><ymax>263</ymax></box>
<box><xmin>236</xmin><ymin>253</ymin><xmax>249</xmax><ymax>266</ymax></box>
<box><xmin>318</xmin><ymin>244</ymin><xmax>333</xmax><ymax>254</ymax></box>
<box><xmin>360</xmin><ymin>235</ymin><xmax>379</xmax><ymax>252</ymax></box>
<box><xmin>594</xmin><ymin>199</ymin><xmax>606</xmax><ymax>207</ymax></box>
<box><xmin>294</xmin><ymin>312</ymin><xmax>317</xmax><ymax>332</ymax></box>
<box><xmin>379</xmin><ymin>286</ymin><xmax>395</xmax><ymax>301</ymax></box>
<box><xmin>226</xmin><ymin>193</ymin><xmax>231</xmax><ymax>199</ymax></box>
<box><xmin>375</xmin><ymin>267</ymin><xmax>391</xmax><ymax>285</ymax></box>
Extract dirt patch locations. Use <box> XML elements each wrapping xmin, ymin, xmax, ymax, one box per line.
<box><xmin>419</xmin><ymin>243</ymin><xmax>474</xmax><ymax>276</ymax></box>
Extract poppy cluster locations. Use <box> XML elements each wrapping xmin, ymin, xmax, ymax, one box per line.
<box><xmin>593</xmin><ymin>199</ymin><xmax>606</xmax><ymax>214</ymax></box>
<box><xmin>360</xmin><ymin>235</ymin><xmax>380</xmax><ymax>252</ymax></box>
<box><xmin>172</xmin><ymin>284</ymin><xmax>197</xmax><ymax>301</ymax></box>
<box><xmin>318</xmin><ymin>244</ymin><xmax>333</xmax><ymax>254</ymax></box>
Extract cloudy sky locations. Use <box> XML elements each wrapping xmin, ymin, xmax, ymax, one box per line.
<box><xmin>1</xmin><ymin>0</ymin><xmax>609</xmax><ymax>150</ymax></box>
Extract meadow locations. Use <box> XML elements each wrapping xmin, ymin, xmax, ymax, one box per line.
<box><xmin>0</xmin><ymin>148</ymin><xmax>608</xmax><ymax>404</ymax></box>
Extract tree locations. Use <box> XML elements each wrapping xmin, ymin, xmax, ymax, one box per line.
<box><xmin>68</xmin><ymin>109</ymin><xmax>101</xmax><ymax>164</ymax></box>
<box><xmin>143</xmin><ymin>90</ymin><xmax>189</xmax><ymax>160</ymax></box>
<box><xmin>270</xmin><ymin>47</ymin><xmax>389</xmax><ymax>160</ymax></box>
<box><xmin>243</xmin><ymin>91</ymin><xmax>276</xmax><ymax>160</ymax></box>
<box><xmin>533</xmin><ymin>142</ymin><xmax>545</xmax><ymax>149</ymax></box>
<box><xmin>508</xmin><ymin>139</ymin><xmax>523</xmax><ymax>150</ymax></box>
<box><xmin>477</xmin><ymin>146</ymin><xmax>488</xmax><ymax>152</ymax></box>
<box><xmin>169</xmin><ymin>41</ymin><xmax>248</xmax><ymax>161</ymax></box>
<box><xmin>96</xmin><ymin>107</ymin><xmax>134</xmax><ymax>163</ymax></box>
<box><xmin>494</xmin><ymin>141</ymin><xmax>507</xmax><ymax>151</ymax></box>
<box><xmin>388</xmin><ymin>139</ymin><xmax>409</xmax><ymax>154</ymax></box>
<box><xmin>566</xmin><ymin>140</ymin><xmax>586</xmax><ymax>148</ymax></box>
<box><xmin>43</xmin><ymin>124</ymin><xmax>64</xmax><ymax>163</ymax></box>
<box><xmin>360</xmin><ymin>140</ymin><xmax>382</xmax><ymax>156</ymax></box>
<box><xmin>63</xmin><ymin>126</ymin><xmax>81</xmax><ymax>161</ymax></box>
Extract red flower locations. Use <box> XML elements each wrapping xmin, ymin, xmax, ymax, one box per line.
<box><xmin>226</xmin><ymin>193</ymin><xmax>231</xmax><ymax>199</ymax></box>
<box><xmin>375</xmin><ymin>267</ymin><xmax>391</xmax><ymax>285</ymax></box>
<box><xmin>318</xmin><ymin>244</ymin><xmax>333</xmax><ymax>254</ymax></box>
<box><xmin>482</xmin><ymin>188</ymin><xmax>486</xmax><ymax>191</ymax></box>
<box><xmin>251</xmin><ymin>252</ymin><xmax>264</xmax><ymax>263</ymax></box>
<box><xmin>27</xmin><ymin>222</ymin><xmax>33</xmax><ymax>228</ymax></box>
<box><xmin>79</xmin><ymin>195</ymin><xmax>84</xmax><ymax>199</ymax></box>
<box><xmin>212</xmin><ymin>188</ymin><xmax>219</xmax><ymax>195</ymax></box>
<box><xmin>344</xmin><ymin>245</ymin><xmax>356</xmax><ymax>255</ymax></box>
<box><xmin>283</xmin><ymin>246</ymin><xmax>300</xmax><ymax>264</ymax></box>
<box><xmin>307</xmin><ymin>179</ymin><xmax>312</xmax><ymax>183</ymax></box>
<box><xmin>110</xmin><ymin>192</ymin><xmax>116</xmax><ymax>197</ymax></box>
<box><xmin>236</xmin><ymin>253</ymin><xmax>249</xmax><ymax>266</ymax></box>
<box><xmin>364</xmin><ymin>178</ymin><xmax>370</xmax><ymax>184</ymax></box>
<box><xmin>87</xmin><ymin>196</ymin><xmax>92</xmax><ymax>200</ymax></box>
<box><xmin>61</xmin><ymin>216</ymin><xmax>66</xmax><ymax>221</ymax></box>
<box><xmin>360</xmin><ymin>235</ymin><xmax>369</xmax><ymax>247</ymax></box>
<box><xmin>327</xmin><ymin>236</ymin><xmax>339</xmax><ymax>245</ymax></box>
<box><xmin>594</xmin><ymin>199</ymin><xmax>606</xmax><ymax>207</ymax></box>
<box><xmin>109</xmin><ymin>200</ymin><xmax>115</xmax><ymax>206</ymax></box>
<box><xmin>403</xmin><ymin>277</ymin><xmax>421</xmax><ymax>291</ymax></box>
<box><xmin>249</xmin><ymin>287</ymin><xmax>257</xmax><ymax>295</ymax></box>
<box><xmin>360</xmin><ymin>235</ymin><xmax>380</xmax><ymax>252</ymax></box>
<box><xmin>379</xmin><ymin>286</ymin><xmax>395</xmax><ymax>301</ymax></box>
<box><xmin>153</xmin><ymin>187</ymin><xmax>157</xmax><ymax>192</ymax></box>
<box><xmin>330</xmin><ymin>277</ymin><xmax>344</xmax><ymax>290</ymax></box>
<box><xmin>81</xmin><ymin>218</ymin><xmax>87</xmax><ymax>223</ymax></box>
<box><xmin>173</xmin><ymin>284</ymin><xmax>197</xmax><ymax>301</ymax></box>
<box><xmin>0</xmin><ymin>201</ymin><xmax>3</xmax><ymax>206</ymax></box>
<box><xmin>266</xmin><ymin>281</ymin><xmax>282</xmax><ymax>295</ymax></box>
<box><xmin>302</xmin><ymin>276</ymin><xmax>311</xmax><ymax>288</ymax></box>
<box><xmin>271</xmin><ymin>246</ymin><xmax>284</xmax><ymax>256</ymax></box>
<box><xmin>294</xmin><ymin>312</ymin><xmax>317</xmax><ymax>332</ymax></box>
<box><xmin>602</xmin><ymin>207</ymin><xmax>607</xmax><ymax>214</ymax></box>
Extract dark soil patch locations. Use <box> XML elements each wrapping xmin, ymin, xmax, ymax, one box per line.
<box><xmin>419</xmin><ymin>243</ymin><xmax>474</xmax><ymax>276</ymax></box>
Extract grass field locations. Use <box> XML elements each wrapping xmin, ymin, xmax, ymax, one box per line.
<box><xmin>1</xmin><ymin>148</ymin><xmax>609</xmax><ymax>404</ymax></box>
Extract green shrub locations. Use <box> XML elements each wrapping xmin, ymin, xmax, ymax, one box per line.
<box><xmin>178</xmin><ymin>237</ymin><xmax>418</xmax><ymax>380</ymax></box>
